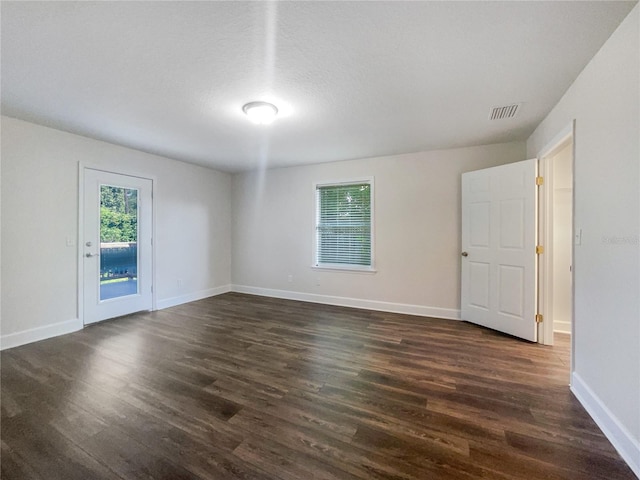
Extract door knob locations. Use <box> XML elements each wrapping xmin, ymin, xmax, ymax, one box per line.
<box><xmin>85</xmin><ymin>253</ymin><xmax>99</xmax><ymax>258</ymax></box>
<box><xmin>461</xmin><ymin>251</ymin><xmax>469</xmax><ymax>257</ymax></box>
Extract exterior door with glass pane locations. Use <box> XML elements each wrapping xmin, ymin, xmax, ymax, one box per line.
<box><xmin>83</xmin><ymin>169</ymin><xmax>152</xmax><ymax>325</ymax></box>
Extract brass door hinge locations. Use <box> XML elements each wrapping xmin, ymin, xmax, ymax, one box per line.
<box><xmin>536</xmin><ymin>176</ymin><xmax>544</xmax><ymax>186</ymax></box>
<box><xmin>536</xmin><ymin>245</ymin><xmax>544</xmax><ymax>254</ymax></box>
<box><xmin>535</xmin><ymin>314</ymin><xmax>543</xmax><ymax>323</ymax></box>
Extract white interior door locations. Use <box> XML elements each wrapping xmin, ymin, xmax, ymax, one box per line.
<box><xmin>83</xmin><ymin>169</ymin><xmax>153</xmax><ymax>325</ymax></box>
<box><xmin>461</xmin><ymin>159</ymin><xmax>538</xmax><ymax>342</ymax></box>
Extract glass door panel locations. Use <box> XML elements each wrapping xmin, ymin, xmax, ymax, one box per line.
<box><xmin>99</xmin><ymin>185</ymin><xmax>139</xmax><ymax>301</ymax></box>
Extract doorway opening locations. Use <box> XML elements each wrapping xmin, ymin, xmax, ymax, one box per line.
<box><xmin>537</xmin><ymin>125</ymin><xmax>575</xmax><ymax>354</ymax></box>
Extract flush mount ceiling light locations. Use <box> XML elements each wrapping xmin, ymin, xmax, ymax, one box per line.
<box><xmin>242</xmin><ymin>101</ymin><xmax>278</xmax><ymax>125</ymax></box>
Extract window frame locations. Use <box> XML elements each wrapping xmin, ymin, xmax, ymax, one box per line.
<box><xmin>312</xmin><ymin>177</ymin><xmax>376</xmax><ymax>273</ymax></box>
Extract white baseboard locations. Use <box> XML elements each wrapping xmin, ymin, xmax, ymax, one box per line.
<box><xmin>0</xmin><ymin>318</ymin><xmax>83</xmax><ymax>351</ymax></box>
<box><xmin>156</xmin><ymin>284</ymin><xmax>232</xmax><ymax>310</ymax></box>
<box><xmin>571</xmin><ymin>372</ymin><xmax>640</xmax><ymax>478</ymax></box>
<box><xmin>0</xmin><ymin>285</ymin><xmax>232</xmax><ymax>351</ymax></box>
<box><xmin>231</xmin><ymin>285</ymin><xmax>461</xmax><ymax>320</ymax></box>
<box><xmin>553</xmin><ymin>320</ymin><xmax>571</xmax><ymax>334</ymax></box>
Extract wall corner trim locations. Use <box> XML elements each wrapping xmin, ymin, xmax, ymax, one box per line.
<box><xmin>156</xmin><ymin>284</ymin><xmax>232</xmax><ymax>310</ymax></box>
<box><xmin>231</xmin><ymin>285</ymin><xmax>461</xmax><ymax>320</ymax></box>
<box><xmin>571</xmin><ymin>372</ymin><xmax>640</xmax><ymax>478</ymax></box>
<box><xmin>0</xmin><ymin>318</ymin><xmax>83</xmax><ymax>351</ymax></box>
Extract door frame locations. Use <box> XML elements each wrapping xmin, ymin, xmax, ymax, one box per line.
<box><xmin>77</xmin><ymin>163</ymin><xmax>158</xmax><ymax>326</ymax></box>
<box><xmin>536</xmin><ymin>121</ymin><xmax>575</xmax><ymax>365</ymax></box>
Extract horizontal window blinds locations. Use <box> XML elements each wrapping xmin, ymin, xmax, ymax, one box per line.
<box><xmin>316</xmin><ymin>182</ymin><xmax>371</xmax><ymax>266</ymax></box>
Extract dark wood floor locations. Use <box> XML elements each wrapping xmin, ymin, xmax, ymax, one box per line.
<box><xmin>1</xmin><ymin>293</ymin><xmax>635</xmax><ymax>479</ymax></box>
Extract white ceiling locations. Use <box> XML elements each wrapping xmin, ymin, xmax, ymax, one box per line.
<box><xmin>1</xmin><ymin>1</ymin><xmax>636</xmax><ymax>173</ymax></box>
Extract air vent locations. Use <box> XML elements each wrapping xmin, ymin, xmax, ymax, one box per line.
<box><xmin>489</xmin><ymin>103</ymin><xmax>520</xmax><ymax>120</ymax></box>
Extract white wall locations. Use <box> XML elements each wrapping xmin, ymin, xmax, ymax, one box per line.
<box><xmin>527</xmin><ymin>5</ymin><xmax>639</xmax><ymax>475</ymax></box>
<box><xmin>551</xmin><ymin>142</ymin><xmax>572</xmax><ymax>334</ymax></box>
<box><xmin>231</xmin><ymin>142</ymin><xmax>525</xmax><ymax>317</ymax></box>
<box><xmin>1</xmin><ymin>116</ymin><xmax>232</xmax><ymax>347</ymax></box>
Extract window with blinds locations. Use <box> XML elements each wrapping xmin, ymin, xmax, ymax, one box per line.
<box><xmin>315</xmin><ymin>180</ymin><xmax>373</xmax><ymax>269</ymax></box>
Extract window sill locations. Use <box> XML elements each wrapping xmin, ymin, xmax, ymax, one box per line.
<box><xmin>311</xmin><ymin>265</ymin><xmax>377</xmax><ymax>274</ymax></box>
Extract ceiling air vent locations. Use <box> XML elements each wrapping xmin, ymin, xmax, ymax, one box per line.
<box><xmin>489</xmin><ymin>103</ymin><xmax>520</xmax><ymax>120</ymax></box>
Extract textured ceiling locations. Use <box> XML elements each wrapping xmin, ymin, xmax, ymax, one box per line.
<box><xmin>1</xmin><ymin>1</ymin><xmax>636</xmax><ymax>172</ymax></box>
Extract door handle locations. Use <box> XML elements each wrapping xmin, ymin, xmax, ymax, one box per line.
<box><xmin>461</xmin><ymin>251</ymin><xmax>469</xmax><ymax>257</ymax></box>
<box><xmin>85</xmin><ymin>253</ymin><xmax>100</xmax><ymax>258</ymax></box>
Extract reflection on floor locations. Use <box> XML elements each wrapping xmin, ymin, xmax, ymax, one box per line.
<box><xmin>100</xmin><ymin>279</ymin><xmax>137</xmax><ymax>300</ymax></box>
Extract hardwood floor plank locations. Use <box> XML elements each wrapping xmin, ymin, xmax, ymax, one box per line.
<box><xmin>2</xmin><ymin>414</ymin><xmax>121</xmax><ymax>480</ymax></box>
<box><xmin>1</xmin><ymin>292</ymin><xmax>635</xmax><ymax>479</ymax></box>
<box><xmin>1</xmin><ymin>440</ymin><xmax>43</xmax><ymax>480</ymax></box>
<box><xmin>233</xmin><ymin>437</ymin><xmax>359</xmax><ymax>480</ymax></box>
<box><xmin>505</xmin><ymin>431</ymin><xmax>634</xmax><ymax>479</ymax></box>
<box><xmin>81</xmin><ymin>426</ymin><xmax>202</xmax><ymax>480</ymax></box>
<box><xmin>230</xmin><ymin>406</ymin><xmax>436</xmax><ymax>480</ymax></box>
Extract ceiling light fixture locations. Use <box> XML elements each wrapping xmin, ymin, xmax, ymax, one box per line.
<box><xmin>242</xmin><ymin>101</ymin><xmax>278</xmax><ymax>125</ymax></box>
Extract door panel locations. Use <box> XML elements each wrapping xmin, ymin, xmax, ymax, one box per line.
<box><xmin>469</xmin><ymin>202</ymin><xmax>490</xmax><ymax>247</ymax></box>
<box><xmin>498</xmin><ymin>265</ymin><xmax>524</xmax><ymax>317</ymax></box>
<box><xmin>461</xmin><ymin>159</ymin><xmax>537</xmax><ymax>342</ymax></box>
<box><xmin>499</xmin><ymin>198</ymin><xmax>525</xmax><ymax>248</ymax></box>
<box><xmin>83</xmin><ymin>169</ymin><xmax>152</xmax><ymax>324</ymax></box>
<box><xmin>469</xmin><ymin>262</ymin><xmax>490</xmax><ymax>309</ymax></box>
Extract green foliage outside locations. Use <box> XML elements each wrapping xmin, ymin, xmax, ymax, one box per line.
<box><xmin>100</xmin><ymin>186</ymin><xmax>138</xmax><ymax>242</ymax></box>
